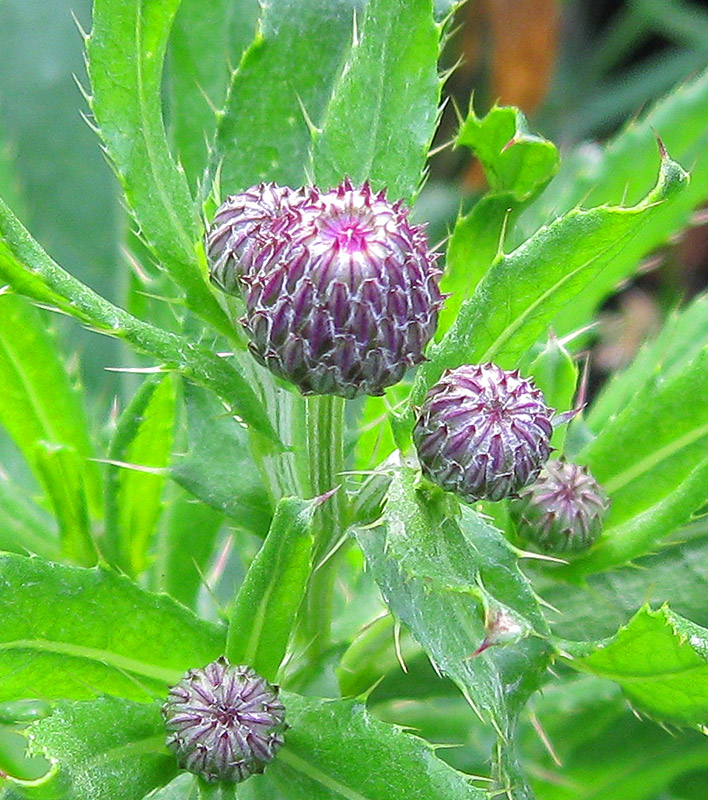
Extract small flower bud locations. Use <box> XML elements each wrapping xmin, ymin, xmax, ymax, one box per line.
<box><xmin>511</xmin><ymin>459</ymin><xmax>609</xmax><ymax>553</ymax></box>
<box><xmin>161</xmin><ymin>657</ymin><xmax>286</xmax><ymax>784</ymax></box>
<box><xmin>206</xmin><ymin>183</ymin><xmax>305</xmax><ymax>294</ymax></box>
<box><xmin>206</xmin><ymin>179</ymin><xmax>444</xmax><ymax>398</ymax></box>
<box><xmin>413</xmin><ymin>363</ymin><xmax>554</xmax><ymax>501</ymax></box>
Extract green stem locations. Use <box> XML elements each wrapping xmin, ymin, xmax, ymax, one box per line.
<box><xmin>300</xmin><ymin>394</ymin><xmax>347</xmax><ymax>659</ymax></box>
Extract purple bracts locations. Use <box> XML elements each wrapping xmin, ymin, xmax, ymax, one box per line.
<box><xmin>413</xmin><ymin>363</ymin><xmax>554</xmax><ymax>502</ymax></box>
<box><xmin>511</xmin><ymin>459</ymin><xmax>609</xmax><ymax>553</ymax></box>
<box><xmin>206</xmin><ymin>179</ymin><xmax>444</xmax><ymax>398</ymax></box>
<box><xmin>162</xmin><ymin>657</ymin><xmax>286</xmax><ymax>783</ymax></box>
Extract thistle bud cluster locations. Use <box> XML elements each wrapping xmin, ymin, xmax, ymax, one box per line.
<box><xmin>207</xmin><ymin>179</ymin><xmax>443</xmax><ymax>398</ymax></box>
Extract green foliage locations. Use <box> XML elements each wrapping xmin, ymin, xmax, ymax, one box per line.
<box><xmin>213</xmin><ymin>0</ymin><xmax>363</xmax><ymax>193</ymax></box>
<box><xmin>566</xmin><ymin>606</ymin><xmax>708</xmax><ymax>727</ymax></box>
<box><xmin>521</xmin><ymin>68</ymin><xmax>708</xmax><ymax>333</ymax></box>
<box><xmin>169</xmin><ymin>0</ymin><xmax>259</xmax><ymax>191</ymax></box>
<box><xmin>312</xmin><ymin>0</ymin><xmax>441</xmax><ymax>201</ymax></box>
<box><xmin>2</xmin><ymin>1</ymin><xmax>708</xmax><ymax>798</ymax></box>
<box><xmin>270</xmin><ymin>693</ymin><xmax>485</xmax><ymax>799</ymax></box>
<box><xmin>171</xmin><ymin>384</ymin><xmax>272</xmax><ymax>529</ymax></box>
<box><xmin>413</xmin><ymin>151</ymin><xmax>689</xmax><ymax>411</ymax></box>
<box><xmin>356</xmin><ymin>461</ymin><xmax>550</xmax><ymax>734</ymax></box>
<box><xmin>227</xmin><ymin>497</ymin><xmax>316</xmax><ymax>681</ymax></box>
<box><xmin>14</xmin><ymin>698</ymin><xmax>176</xmax><ymax>800</ymax></box>
<box><xmin>457</xmin><ymin>105</ymin><xmax>559</xmax><ymax>201</ymax></box>
<box><xmin>439</xmin><ymin>105</ymin><xmax>559</xmax><ymax>336</ymax></box>
<box><xmin>0</xmin><ymin>554</ymin><xmax>224</xmax><ymax>702</ymax></box>
<box><xmin>562</xmin><ymin>347</ymin><xmax>708</xmax><ymax>577</ymax></box>
<box><xmin>0</xmin><ymin>294</ymin><xmax>101</xmax><ymax>516</ymax></box>
<box><xmin>87</xmin><ymin>0</ymin><xmax>232</xmax><ymax>338</ymax></box>
<box><xmin>0</xmin><ymin>206</ymin><xmax>281</xmax><ymax>445</ymax></box>
<box><xmin>104</xmin><ymin>375</ymin><xmax>176</xmax><ymax>576</ymax></box>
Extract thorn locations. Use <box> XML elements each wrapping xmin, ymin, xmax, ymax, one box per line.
<box><xmin>530</xmin><ymin>711</ymin><xmax>562</xmax><ymax>766</ymax></box>
<box><xmin>104</xmin><ymin>365</ymin><xmax>168</xmax><ymax>374</ymax></box>
<box><xmin>393</xmin><ymin>620</ymin><xmax>408</xmax><ymax>674</ymax></box>
<box><xmin>89</xmin><ymin>458</ymin><xmax>167</xmax><ymax>475</ymax></box>
<box><xmin>296</xmin><ymin>94</ymin><xmax>321</xmax><ymax>136</ymax></box>
<box><xmin>515</xmin><ymin>548</ymin><xmax>568</xmax><ymax>565</ymax></box>
<box><xmin>652</xmin><ymin>128</ymin><xmax>668</xmax><ymax>159</ymax></box>
<box><xmin>496</xmin><ymin>208</ymin><xmax>512</xmax><ymax>258</ymax></box>
<box><xmin>352</xmin><ymin>7</ymin><xmax>359</xmax><ymax>47</ymax></box>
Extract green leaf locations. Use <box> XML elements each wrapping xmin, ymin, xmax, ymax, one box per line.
<box><xmin>0</xmin><ymin>471</ymin><xmax>58</xmax><ymax>559</ymax></box>
<box><xmin>227</xmin><ymin>496</ymin><xmax>316</xmax><ymax>682</ymax></box>
<box><xmin>86</xmin><ymin>0</ymin><xmax>232</xmax><ymax>338</ymax></box>
<box><xmin>588</xmin><ymin>292</ymin><xmax>708</xmax><ymax>431</ymax></box>
<box><xmin>269</xmin><ymin>693</ymin><xmax>485</xmax><ymax>799</ymax></box>
<box><xmin>212</xmin><ymin>0</ymin><xmax>363</xmax><ymax>193</ymax></box>
<box><xmin>104</xmin><ymin>376</ymin><xmax>176</xmax><ymax>576</ymax></box>
<box><xmin>168</xmin><ymin>0</ymin><xmax>259</xmax><ymax>191</ymax></box>
<box><xmin>521</xmin><ymin>676</ymin><xmax>708</xmax><ymax>800</ymax></box>
<box><xmin>171</xmin><ymin>383</ymin><xmax>272</xmax><ymax>529</ymax></box>
<box><xmin>519</xmin><ymin>68</ymin><xmax>708</xmax><ymax>333</ymax></box>
<box><xmin>562</xmin><ymin>348</ymin><xmax>708</xmax><ymax>577</ymax></box>
<box><xmin>0</xmin><ymin>554</ymin><xmax>224</xmax><ymax>703</ymax></box>
<box><xmin>438</xmin><ymin>195</ymin><xmax>514</xmax><ymax>339</ymax></box>
<box><xmin>143</xmin><ymin>774</ymin><xmax>200</xmax><ymax>799</ymax></box>
<box><xmin>154</xmin><ymin>489</ymin><xmax>223</xmax><ymax>610</ymax></box>
<box><xmin>457</xmin><ymin>104</ymin><xmax>559</xmax><ymax>200</ymax></box>
<box><xmin>439</xmin><ymin>106</ymin><xmax>558</xmax><ymax>339</ymax></box>
<box><xmin>0</xmin><ymin>203</ymin><xmax>282</xmax><ymax>446</ymax></box>
<box><xmin>356</xmin><ymin>459</ymin><xmax>549</xmax><ymax>730</ymax></box>
<box><xmin>411</xmin><ymin>150</ymin><xmax>689</xmax><ymax>409</ymax></box>
<box><xmin>312</xmin><ymin>0</ymin><xmax>441</xmax><ymax>202</ymax></box>
<box><xmin>33</xmin><ymin>443</ymin><xmax>97</xmax><ymax>567</ymax></box>
<box><xmin>526</xmin><ymin>334</ymin><xmax>578</xmax><ymax>452</ymax></box>
<box><xmin>10</xmin><ymin>697</ymin><xmax>175</xmax><ymax>800</ymax></box>
<box><xmin>530</xmin><ymin>524</ymin><xmax>708</xmax><ymax>642</ymax></box>
<box><xmin>0</xmin><ymin>293</ymin><xmax>101</xmax><ymax>515</ymax></box>
<box><xmin>566</xmin><ymin>605</ymin><xmax>708</xmax><ymax>727</ymax></box>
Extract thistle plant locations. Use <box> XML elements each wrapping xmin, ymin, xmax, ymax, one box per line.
<box><xmin>1</xmin><ymin>2</ymin><xmax>708</xmax><ymax>800</ymax></box>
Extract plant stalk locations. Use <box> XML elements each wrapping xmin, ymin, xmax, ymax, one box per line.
<box><xmin>300</xmin><ymin>394</ymin><xmax>347</xmax><ymax>659</ymax></box>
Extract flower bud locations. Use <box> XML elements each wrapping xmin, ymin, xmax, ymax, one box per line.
<box><xmin>511</xmin><ymin>459</ymin><xmax>609</xmax><ymax>553</ymax></box>
<box><xmin>413</xmin><ymin>363</ymin><xmax>554</xmax><ymax>501</ymax></box>
<box><xmin>162</xmin><ymin>657</ymin><xmax>286</xmax><ymax>783</ymax></box>
<box><xmin>206</xmin><ymin>179</ymin><xmax>444</xmax><ymax>398</ymax></box>
<box><xmin>206</xmin><ymin>183</ymin><xmax>305</xmax><ymax>294</ymax></box>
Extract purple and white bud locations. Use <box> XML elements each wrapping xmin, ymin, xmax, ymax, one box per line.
<box><xmin>206</xmin><ymin>179</ymin><xmax>444</xmax><ymax>398</ymax></box>
<box><xmin>206</xmin><ymin>183</ymin><xmax>306</xmax><ymax>294</ymax></box>
<box><xmin>413</xmin><ymin>363</ymin><xmax>554</xmax><ymax>502</ymax></box>
<box><xmin>161</xmin><ymin>657</ymin><xmax>286</xmax><ymax>784</ymax></box>
<box><xmin>511</xmin><ymin>459</ymin><xmax>609</xmax><ymax>553</ymax></box>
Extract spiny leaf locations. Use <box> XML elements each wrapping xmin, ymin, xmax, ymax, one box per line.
<box><xmin>312</xmin><ymin>0</ymin><xmax>441</xmax><ymax>202</ymax></box>
<box><xmin>212</xmin><ymin>0</ymin><xmax>363</xmax><ymax>193</ymax></box>
<box><xmin>411</xmin><ymin>149</ymin><xmax>689</xmax><ymax>411</ymax></box>
<box><xmin>0</xmin><ymin>200</ymin><xmax>282</xmax><ymax>446</ymax></box>
<box><xmin>565</xmin><ymin>605</ymin><xmax>708</xmax><ymax>727</ymax></box>
<box><xmin>0</xmin><ymin>293</ymin><xmax>101</xmax><ymax>517</ymax></box>
<box><xmin>104</xmin><ymin>375</ymin><xmax>177</xmax><ymax>576</ymax></box>
<box><xmin>13</xmin><ymin>697</ymin><xmax>175</xmax><ymax>800</ymax></box>
<box><xmin>356</xmin><ymin>459</ymin><xmax>550</xmax><ymax>732</ymax></box>
<box><xmin>227</xmin><ymin>497</ymin><xmax>316</xmax><ymax>681</ymax></box>
<box><xmin>0</xmin><ymin>554</ymin><xmax>224</xmax><ymax>703</ymax></box>
<box><xmin>87</xmin><ymin>0</ymin><xmax>233</xmax><ymax>339</ymax></box>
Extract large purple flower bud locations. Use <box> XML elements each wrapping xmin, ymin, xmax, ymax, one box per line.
<box><xmin>162</xmin><ymin>657</ymin><xmax>286</xmax><ymax>784</ymax></box>
<box><xmin>413</xmin><ymin>363</ymin><xmax>554</xmax><ymax>502</ymax></box>
<box><xmin>206</xmin><ymin>183</ymin><xmax>306</xmax><ymax>294</ymax></box>
<box><xmin>511</xmin><ymin>459</ymin><xmax>609</xmax><ymax>553</ymax></box>
<box><xmin>207</xmin><ymin>179</ymin><xmax>443</xmax><ymax>398</ymax></box>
